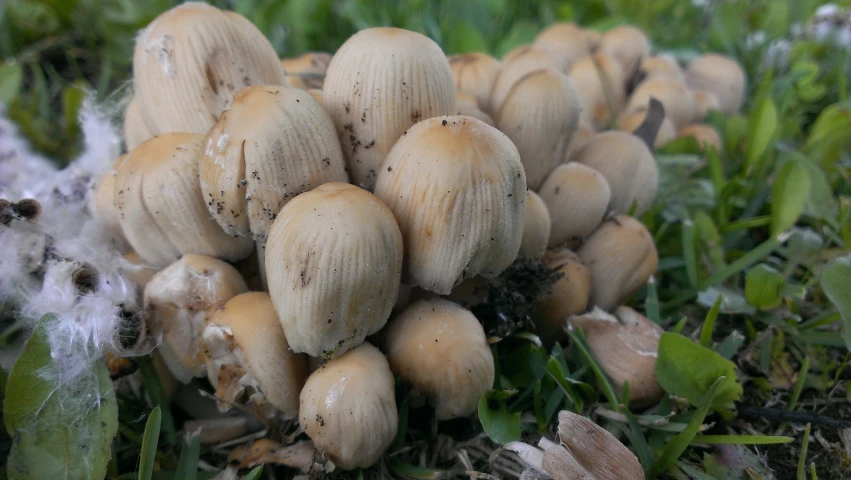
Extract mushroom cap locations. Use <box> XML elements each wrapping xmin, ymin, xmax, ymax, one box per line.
<box><xmin>626</xmin><ymin>77</ymin><xmax>695</xmax><ymax>128</ymax></box>
<box><xmin>200</xmin><ymin>85</ymin><xmax>348</xmax><ymax>242</ymax></box>
<box><xmin>691</xmin><ymin>89</ymin><xmax>721</xmax><ymax>122</ymax></box>
<box><xmin>564</xmin><ymin>120</ymin><xmax>596</xmax><ymax>162</ymax></box>
<box><xmin>203</xmin><ymin>292</ymin><xmax>307</xmax><ymax>417</ymax></box>
<box><xmin>123</xmin><ymin>96</ymin><xmax>153</xmax><ymax>151</ymax></box>
<box><xmin>145</xmin><ymin>254</ymin><xmax>248</xmax><ymax>382</ymax></box>
<box><xmin>573</xmin><ymin>130</ymin><xmax>658</xmax><ymax>216</ymax></box>
<box><xmin>685</xmin><ymin>53</ymin><xmax>746</xmax><ymax>115</ymax></box>
<box><xmin>533</xmin><ymin>23</ymin><xmax>592</xmax><ymax>71</ymax></box>
<box><xmin>91</xmin><ymin>155</ymin><xmax>127</xmax><ymax>239</ymax></box>
<box><xmin>455</xmin><ymin>95</ymin><xmax>496</xmax><ymax>127</ymax></box>
<box><xmin>323</xmin><ymin>27</ymin><xmax>456</xmax><ymax>191</ymax></box>
<box><xmin>449</xmin><ymin>52</ymin><xmax>502</xmax><ymax>114</ymax></box>
<box><xmin>114</xmin><ymin>133</ymin><xmax>254</xmax><ymax>267</ymax></box>
<box><xmin>577</xmin><ymin>215</ymin><xmax>658</xmax><ymax>311</ymax></box>
<box><xmin>639</xmin><ymin>55</ymin><xmax>684</xmax><ymax>82</ymax></box>
<box><xmin>385</xmin><ymin>298</ymin><xmax>494</xmax><ymax>420</ymax></box>
<box><xmin>598</xmin><ymin>25</ymin><xmax>651</xmax><ymax>75</ymax></box>
<box><xmin>490</xmin><ymin>46</ymin><xmax>563</xmax><ymax>114</ymax></box>
<box><xmin>265</xmin><ymin>182</ymin><xmax>403</xmax><ymax>358</ymax></box>
<box><xmin>280</xmin><ymin>51</ymin><xmax>332</xmax><ymax>90</ymax></box>
<box><xmin>539</xmin><ymin>162</ymin><xmax>611</xmax><ymax>249</ymax></box>
<box><xmin>519</xmin><ymin>190</ymin><xmax>551</xmax><ymax>259</ymax></box>
<box><xmin>495</xmin><ymin>68</ymin><xmax>581</xmax><ymax>189</ymax></box>
<box><xmin>307</xmin><ymin>88</ymin><xmax>324</xmax><ymax>104</ymax></box>
<box><xmin>533</xmin><ymin>248</ymin><xmax>591</xmax><ymax>345</ymax></box>
<box><xmin>568</xmin><ymin>54</ymin><xmax>625</xmax><ymax>129</ymax></box>
<box><xmin>374</xmin><ymin>115</ymin><xmax>526</xmax><ymax>295</ymax></box>
<box><xmin>132</xmin><ymin>2</ymin><xmax>286</xmax><ymax>136</ymax></box>
<box><xmin>678</xmin><ymin>123</ymin><xmax>723</xmax><ymax>152</ymax></box>
<box><xmin>616</xmin><ymin>107</ymin><xmax>677</xmax><ymax>148</ymax></box>
<box><xmin>299</xmin><ymin>342</ymin><xmax>397</xmax><ymax>470</ymax></box>
<box><xmin>568</xmin><ymin>306</ymin><xmax>664</xmax><ymax>406</ymax></box>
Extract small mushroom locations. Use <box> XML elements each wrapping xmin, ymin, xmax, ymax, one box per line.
<box><xmin>374</xmin><ymin>116</ymin><xmax>526</xmax><ymax>295</ymax></box>
<box><xmin>626</xmin><ymin>77</ymin><xmax>694</xmax><ymax>128</ymax></box>
<box><xmin>491</xmin><ymin>46</ymin><xmax>563</xmax><ymax>114</ymax></box>
<box><xmin>533</xmin><ymin>248</ymin><xmax>591</xmax><ymax>346</ymax></box>
<box><xmin>307</xmin><ymin>88</ymin><xmax>324</xmax><ymax>104</ymax></box>
<box><xmin>145</xmin><ymin>254</ymin><xmax>248</xmax><ymax>382</ymax></box>
<box><xmin>132</xmin><ymin>2</ymin><xmax>286</xmax><ymax>136</ymax></box>
<box><xmin>90</xmin><ymin>155</ymin><xmax>127</xmax><ymax>240</ymax></box>
<box><xmin>519</xmin><ymin>191</ymin><xmax>551</xmax><ymax>259</ymax></box>
<box><xmin>265</xmin><ymin>182</ymin><xmax>403</xmax><ymax>358</ymax></box>
<box><xmin>677</xmin><ymin>123</ymin><xmax>723</xmax><ymax>152</ymax></box>
<box><xmin>533</xmin><ymin>23</ymin><xmax>593</xmax><ymax>71</ymax></box>
<box><xmin>299</xmin><ymin>342</ymin><xmax>397</xmax><ymax>470</ymax></box>
<box><xmin>280</xmin><ymin>51</ymin><xmax>332</xmax><ymax>90</ymax></box>
<box><xmin>202</xmin><ymin>292</ymin><xmax>308</xmax><ymax>418</ymax></box>
<box><xmin>598</xmin><ymin>25</ymin><xmax>652</xmax><ymax>76</ymax></box>
<box><xmin>616</xmin><ymin>107</ymin><xmax>677</xmax><ymax>148</ymax></box>
<box><xmin>455</xmin><ymin>91</ymin><xmax>496</xmax><ymax>127</ymax></box>
<box><xmin>449</xmin><ymin>52</ymin><xmax>502</xmax><ymax>114</ymax></box>
<box><xmin>114</xmin><ymin>133</ymin><xmax>254</xmax><ymax>267</ymax></box>
<box><xmin>123</xmin><ymin>96</ymin><xmax>153</xmax><ymax>151</ymax></box>
<box><xmin>568</xmin><ymin>306</ymin><xmax>664</xmax><ymax>407</ymax></box>
<box><xmin>685</xmin><ymin>53</ymin><xmax>747</xmax><ymax>115</ymax></box>
<box><xmin>638</xmin><ymin>55</ymin><xmax>683</xmax><ymax>82</ymax></box>
<box><xmin>385</xmin><ymin>298</ymin><xmax>494</xmax><ymax>420</ymax></box>
<box><xmin>538</xmin><ymin>163</ymin><xmax>611</xmax><ymax>249</ymax></box>
<box><xmin>564</xmin><ymin>120</ymin><xmax>596</xmax><ymax>162</ymax></box>
<box><xmin>568</xmin><ymin>54</ymin><xmax>625</xmax><ymax>129</ymax></box>
<box><xmin>690</xmin><ymin>89</ymin><xmax>721</xmax><ymax>122</ymax></box>
<box><xmin>495</xmin><ymin>68</ymin><xmax>581</xmax><ymax>189</ymax></box>
<box><xmin>573</xmin><ymin>131</ymin><xmax>657</xmax><ymax>216</ymax></box>
<box><xmin>577</xmin><ymin>215</ymin><xmax>658</xmax><ymax>311</ymax></box>
<box><xmin>199</xmin><ymin>85</ymin><xmax>348</xmax><ymax>243</ymax></box>
<box><xmin>323</xmin><ymin>27</ymin><xmax>456</xmax><ymax>190</ymax></box>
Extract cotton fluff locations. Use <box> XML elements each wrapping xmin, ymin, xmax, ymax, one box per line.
<box><xmin>0</xmin><ymin>97</ymin><xmax>152</xmax><ymax>384</ymax></box>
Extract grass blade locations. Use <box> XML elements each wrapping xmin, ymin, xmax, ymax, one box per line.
<box><xmin>646</xmin><ymin>376</ymin><xmax>725</xmax><ymax>479</ymax></box>
<box><xmin>243</xmin><ymin>465</ymin><xmax>264</xmax><ymax>480</ymax></box>
<box><xmin>797</xmin><ymin>423</ymin><xmax>811</xmax><ymax>480</ymax></box>
<box><xmin>645</xmin><ymin>276</ymin><xmax>661</xmax><ymax>324</ymax></box>
<box><xmin>690</xmin><ymin>434</ymin><xmax>793</xmax><ymax>445</ymax></box>
<box><xmin>138</xmin><ymin>406</ymin><xmax>162</xmax><ymax>480</ymax></box>
<box><xmin>682</xmin><ymin>218</ymin><xmax>699</xmax><ymax>287</ymax></box>
<box><xmin>546</xmin><ymin>357</ymin><xmax>581</xmax><ymax>410</ymax></box>
<box><xmin>137</xmin><ymin>355</ymin><xmax>176</xmax><ymax>445</ymax></box>
<box><xmin>700</xmin><ymin>295</ymin><xmax>723</xmax><ymax>347</ymax></box>
<box><xmin>566</xmin><ymin>328</ymin><xmax>619</xmax><ymax>410</ymax></box>
<box><xmin>788</xmin><ymin>356</ymin><xmax>810</xmax><ymax>412</ymax></box>
<box><xmin>175</xmin><ymin>430</ymin><xmax>201</xmax><ymax>480</ymax></box>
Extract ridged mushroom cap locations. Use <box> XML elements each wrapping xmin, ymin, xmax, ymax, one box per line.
<box><xmin>573</xmin><ymin>130</ymin><xmax>658</xmax><ymax>216</ymax></box>
<box><xmin>533</xmin><ymin>23</ymin><xmax>593</xmax><ymax>71</ymax></box>
<box><xmin>568</xmin><ymin>54</ymin><xmax>625</xmax><ymax>129</ymax></box>
<box><xmin>265</xmin><ymin>182</ymin><xmax>403</xmax><ymax>358</ymax></box>
<box><xmin>199</xmin><ymin>85</ymin><xmax>348</xmax><ymax>242</ymax></box>
<box><xmin>490</xmin><ymin>46</ymin><xmax>563</xmax><ymax>114</ymax></box>
<box><xmin>132</xmin><ymin>2</ymin><xmax>286</xmax><ymax>136</ymax></box>
<box><xmin>203</xmin><ymin>292</ymin><xmax>308</xmax><ymax>418</ymax></box>
<box><xmin>518</xmin><ymin>190</ymin><xmax>551</xmax><ymax>259</ymax></box>
<box><xmin>385</xmin><ymin>298</ymin><xmax>494</xmax><ymax>420</ymax></box>
<box><xmin>495</xmin><ymin>68</ymin><xmax>581</xmax><ymax>189</ymax></box>
<box><xmin>598</xmin><ymin>25</ymin><xmax>652</xmax><ymax>75</ymax></box>
<box><xmin>323</xmin><ymin>27</ymin><xmax>456</xmax><ymax>190</ymax></box>
<box><xmin>626</xmin><ymin>77</ymin><xmax>694</xmax><ymax>128</ymax></box>
<box><xmin>145</xmin><ymin>254</ymin><xmax>248</xmax><ymax>382</ymax></box>
<box><xmin>577</xmin><ymin>215</ymin><xmax>658</xmax><ymax>311</ymax></box>
<box><xmin>639</xmin><ymin>55</ymin><xmax>683</xmax><ymax>82</ymax></box>
<box><xmin>299</xmin><ymin>342</ymin><xmax>397</xmax><ymax>470</ymax></box>
<box><xmin>123</xmin><ymin>96</ymin><xmax>153</xmax><ymax>151</ymax></box>
<box><xmin>91</xmin><ymin>155</ymin><xmax>127</xmax><ymax>240</ymax></box>
<box><xmin>539</xmin><ymin>163</ymin><xmax>611</xmax><ymax>249</ymax></box>
<box><xmin>685</xmin><ymin>53</ymin><xmax>747</xmax><ymax>115</ymax></box>
<box><xmin>114</xmin><ymin>133</ymin><xmax>254</xmax><ymax>267</ymax></box>
<box><xmin>449</xmin><ymin>52</ymin><xmax>502</xmax><ymax>114</ymax></box>
<box><xmin>280</xmin><ymin>51</ymin><xmax>332</xmax><ymax>90</ymax></box>
<box><xmin>374</xmin><ymin>116</ymin><xmax>526</xmax><ymax>295</ymax></box>
<box><xmin>533</xmin><ymin>248</ymin><xmax>591</xmax><ymax>346</ymax></box>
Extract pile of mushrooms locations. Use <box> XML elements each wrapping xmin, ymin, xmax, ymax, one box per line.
<box><xmin>95</xmin><ymin>2</ymin><xmax>746</xmax><ymax>475</ymax></box>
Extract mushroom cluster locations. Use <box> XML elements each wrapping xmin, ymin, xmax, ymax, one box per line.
<box><xmin>91</xmin><ymin>4</ymin><xmax>744</xmax><ymax>473</ymax></box>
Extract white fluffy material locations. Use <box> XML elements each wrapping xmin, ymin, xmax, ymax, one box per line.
<box><xmin>0</xmin><ymin>97</ymin><xmax>151</xmax><ymax>383</ymax></box>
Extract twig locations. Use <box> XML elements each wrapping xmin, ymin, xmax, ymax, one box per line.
<box><xmin>737</xmin><ymin>405</ymin><xmax>851</xmax><ymax>429</ymax></box>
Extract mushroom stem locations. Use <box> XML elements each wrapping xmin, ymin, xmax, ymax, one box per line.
<box><xmin>631</xmin><ymin>97</ymin><xmax>666</xmax><ymax>150</ymax></box>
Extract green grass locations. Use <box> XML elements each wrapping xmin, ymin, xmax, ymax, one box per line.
<box><xmin>2</xmin><ymin>0</ymin><xmax>851</xmax><ymax>478</ymax></box>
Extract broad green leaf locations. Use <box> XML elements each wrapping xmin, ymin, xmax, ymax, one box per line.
<box><xmin>4</xmin><ymin>315</ymin><xmax>118</xmax><ymax>480</ymax></box>
<box><xmin>771</xmin><ymin>157</ymin><xmax>810</xmax><ymax>236</ymax></box>
<box><xmin>805</xmin><ymin>103</ymin><xmax>851</xmax><ymax>168</ymax></box>
<box><xmin>744</xmin><ymin>97</ymin><xmax>778</xmax><ymax>174</ymax></box>
<box><xmin>0</xmin><ymin>61</ymin><xmax>22</xmax><ymax>105</ymax></box>
<box><xmin>478</xmin><ymin>390</ymin><xmax>521</xmax><ymax>444</ymax></box>
<box><xmin>387</xmin><ymin>457</ymin><xmax>445</xmax><ymax>479</ymax></box>
<box><xmin>655</xmin><ymin>333</ymin><xmax>742</xmax><ymax>418</ymax></box>
<box><xmin>745</xmin><ymin>263</ymin><xmax>785</xmax><ymax>310</ymax></box>
<box><xmin>242</xmin><ymin>466</ymin><xmax>264</xmax><ymax>480</ymax></box>
<box><xmin>821</xmin><ymin>255</ymin><xmax>851</xmax><ymax>352</ymax></box>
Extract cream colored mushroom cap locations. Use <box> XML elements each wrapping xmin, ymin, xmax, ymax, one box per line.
<box><xmin>626</xmin><ymin>77</ymin><xmax>695</xmax><ymax>128</ymax></box>
<box><xmin>374</xmin><ymin>115</ymin><xmax>526</xmax><ymax>295</ymax></box>
<box><xmin>449</xmin><ymin>52</ymin><xmax>502</xmax><ymax>114</ymax></box>
<box><xmin>685</xmin><ymin>53</ymin><xmax>747</xmax><ymax>114</ymax></box>
<box><xmin>533</xmin><ymin>248</ymin><xmax>591</xmax><ymax>345</ymax></box>
<box><xmin>616</xmin><ymin>107</ymin><xmax>677</xmax><ymax>147</ymax></box>
<box><xmin>385</xmin><ymin>298</ymin><xmax>494</xmax><ymax>420</ymax></box>
<box><xmin>639</xmin><ymin>55</ymin><xmax>684</xmax><ymax>82</ymax></box>
<box><xmin>323</xmin><ymin>27</ymin><xmax>456</xmax><ymax>191</ymax></box>
<box><xmin>519</xmin><ymin>190</ymin><xmax>551</xmax><ymax>259</ymax></box>
<box><xmin>567</xmin><ymin>54</ymin><xmax>625</xmax><ymax>129</ymax></box>
<box><xmin>199</xmin><ymin>85</ymin><xmax>348</xmax><ymax>242</ymax></box>
<box><xmin>91</xmin><ymin>155</ymin><xmax>127</xmax><ymax>239</ymax></box>
<box><xmin>533</xmin><ymin>22</ymin><xmax>592</xmax><ymax>71</ymax></box>
<box><xmin>204</xmin><ymin>292</ymin><xmax>307</xmax><ymax>416</ymax></box>
<box><xmin>538</xmin><ymin>162</ymin><xmax>611</xmax><ymax>249</ymax></box>
<box><xmin>598</xmin><ymin>25</ymin><xmax>652</xmax><ymax>74</ymax></box>
<box><xmin>132</xmin><ymin>2</ymin><xmax>286</xmax><ymax>135</ymax></box>
<box><xmin>299</xmin><ymin>342</ymin><xmax>397</xmax><ymax>470</ymax></box>
<box><xmin>123</xmin><ymin>96</ymin><xmax>153</xmax><ymax>151</ymax></box>
<box><xmin>490</xmin><ymin>46</ymin><xmax>563</xmax><ymax>114</ymax></box>
<box><xmin>265</xmin><ymin>182</ymin><xmax>403</xmax><ymax>358</ymax></box>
